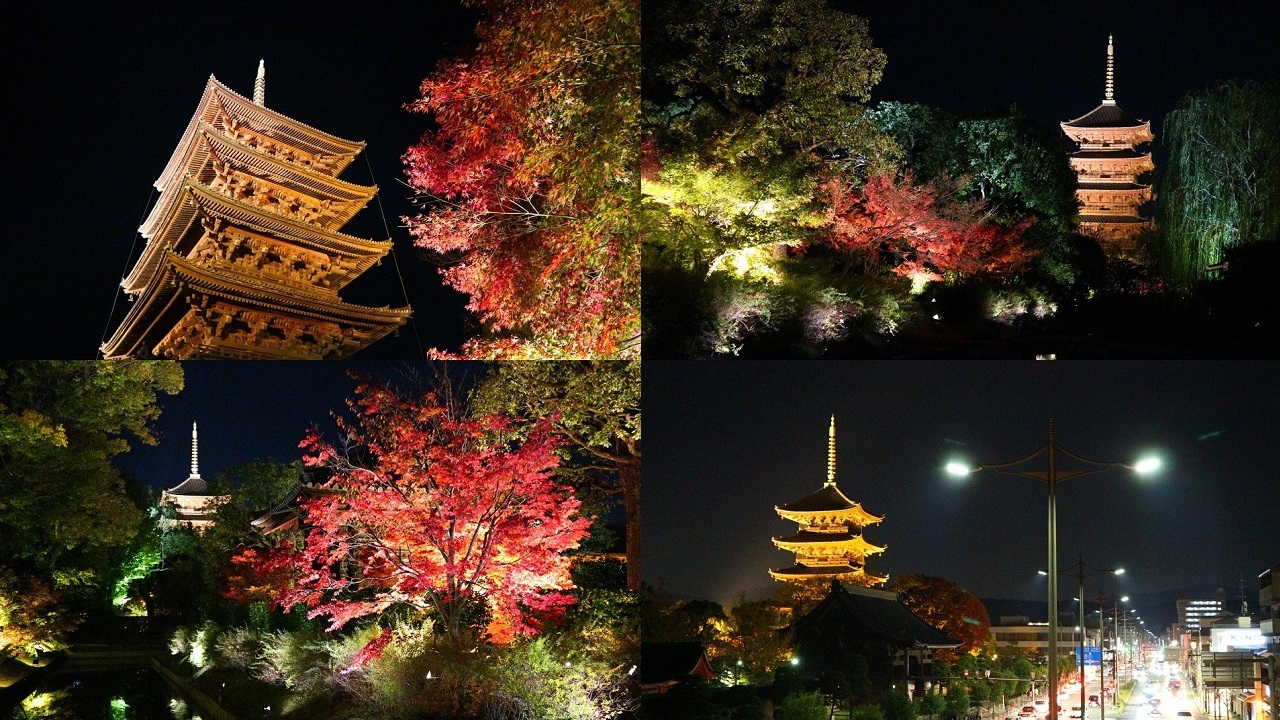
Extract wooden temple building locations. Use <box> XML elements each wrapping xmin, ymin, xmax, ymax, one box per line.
<box><xmin>160</xmin><ymin>423</ymin><xmax>228</xmax><ymax>531</ymax></box>
<box><xmin>1061</xmin><ymin>35</ymin><xmax>1155</xmax><ymax>259</ymax></box>
<box><xmin>790</xmin><ymin>581</ymin><xmax>960</xmax><ymax>695</ymax></box>
<box><xmin>771</xmin><ymin>417</ymin><xmax>887</xmax><ymax>586</ymax></box>
<box><xmin>102</xmin><ymin>62</ymin><xmax>410</xmax><ymax>359</ymax></box>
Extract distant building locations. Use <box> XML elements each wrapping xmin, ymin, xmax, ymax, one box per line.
<box><xmin>1060</xmin><ymin>35</ymin><xmax>1155</xmax><ymax>260</ymax></box>
<box><xmin>991</xmin><ymin>616</ymin><xmax>1084</xmax><ymax>656</ymax></box>
<box><xmin>1253</xmin><ymin>564</ymin><xmax>1278</xmax><ymax>720</ymax></box>
<box><xmin>1180</xmin><ymin>591</ymin><xmax>1230</xmax><ymax>636</ymax></box>
<box><xmin>770</xmin><ymin>417</ymin><xmax>886</xmax><ymax>586</ymax></box>
<box><xmin>159</xmin><ymin>422</ymin><xmax>228</xmax><ymax>531</ymax></box>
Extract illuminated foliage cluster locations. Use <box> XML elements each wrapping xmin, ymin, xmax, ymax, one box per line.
<box><xmin>404</xmin><ymin>0</ymin><xmax>640</xmax><ymax>359</ymax></box>
<box><xmin>822</xmin><ymin>172</ymin><xmax>1037</xmax><ymax>284</ymax></box>
<box><xmin>889</xmin><ymin>573</ymin><xmax>991</xmax><ymax>660</ymax></box>
<box><xmin>1156</xmin><ymin>80</ymin><xmax>1280</xmax><ymax>287</ymax></box>
<box><xmin>0</xmin><ymin>362</ymin><xmax>182</xmax><ymax>651</ymax></box>
<box><xmin>471</xmin><ymin>361</ymin><xmax>641</xmax><ymax>590</ymax></box>
<box><xmin>255</xmin><ymin>378</ymin><xmax>593</xmax><ymax>644</ymax></box>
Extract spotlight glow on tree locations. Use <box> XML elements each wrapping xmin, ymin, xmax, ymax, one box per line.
<box><xmin>257</xmin><ymin>379</ymin><xmax>593</xmax><ymax>644</ymax></box>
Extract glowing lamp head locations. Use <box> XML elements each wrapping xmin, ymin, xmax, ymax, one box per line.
<box><xmin>1133</xmin><ymin>457</ymin><xmax>1161</xmax><ymax>474</ymax></box>
<box><xmin>1114</xmin><ymin>568</ymin><xmax>1125</xmax><ymax>575</ymax></box>
<box><xmin>946</xmin><ymin>461</ymin><xmax>971</xmax><ymax>477</ymax></box>
<box><xmin>790</xmin><ymin>657</ymin><xmax>800</xmax><ymax>666</ymax></box>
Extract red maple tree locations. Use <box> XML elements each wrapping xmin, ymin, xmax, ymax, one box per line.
<box><xmin>821</xmin><ymin>172</ymin><xmax>1036</xmax><ymax>283</ymax></box>
<box><xmin>255</xmin><ymin>379</ymin><xmax>593</xmax><ymax>644</ymax></box>
<box><xmin>403</xmin><ymin>0</ymin><xmax>639</xmax><ymax>359</ymax></box>
<box><xmin>891</xmin><ymin>573</ymin><xmax>992</xmax><ymax>659</ymax></box>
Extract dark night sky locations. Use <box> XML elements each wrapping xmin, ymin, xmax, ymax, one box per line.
<box><xmin>5</xmin><ymin>2</ymin><xmax>484</xmax><ymax>359</ymax></box>
<box><xmin>113</xmin><ymin>362</ymin><xmax>486</xmax><ymax>492</ymax></box>
<box><xmin>845</xmin><ymin>1</ymin><xmax>1279</xmax><ymax>144</ymax></box>
<box><xmin>643</xmin><ymin>361</ymin><xmax>1280</xmax><ymax>630</ymax></box>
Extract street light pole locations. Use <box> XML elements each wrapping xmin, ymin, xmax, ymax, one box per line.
<box><xmin>949</xmin><ymin>420</ymin><xmax>1158</xmax><ymax>720</ymax></box>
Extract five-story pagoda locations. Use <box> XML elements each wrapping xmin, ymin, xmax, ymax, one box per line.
<box><xmin>771</xmin><ymin>417</ymin><xmax>887</xmax><ymax>586</ymax></box>
<box><xmin>1061</xmin><ymin>35</ymin><xmax>1155</xmax><ymax>260</ymax></box>
<box><xmin>102</xmin><ymin>62</ymin><xmax>410</xmax><ymax>359</ymax></box>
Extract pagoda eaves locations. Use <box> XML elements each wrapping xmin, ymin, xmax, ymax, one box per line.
<box><xmin>104</xmin><ymin>67</ymin><xmax>409</xmax><ymax>359</ymax></box>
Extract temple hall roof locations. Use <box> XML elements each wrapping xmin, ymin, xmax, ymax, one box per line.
<box><xmin>793</xmin><ymin>582</ymin><xmax>961</xmax><ymax>649</ymax></box>
<box><xmin>1063</xmin><ymin>103</ymin><xmax>1145</xmax><ymax>128</ymax></box>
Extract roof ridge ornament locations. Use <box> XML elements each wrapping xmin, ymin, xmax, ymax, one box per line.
<box><xmin>254</xmin><ymin>59</ymin><xmax>266</xmax><ymax>106</ymax></box>
<box><xmin>190</xmin><ymin>421</ymin><xmax>201</xmax><ymax>478</ymax></box>
<box><xmin>825</xmin><ymin>415</ymin><xmax>837</xmax><ymax>487</ymax></box>
<box><xmin>1103</xmin><ymin>35</ymin><xmax>1116</xmax><ymax>106</ymax></box>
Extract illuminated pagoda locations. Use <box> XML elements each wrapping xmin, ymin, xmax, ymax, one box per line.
<box><xmin>1061</xmin><ymin>35</ymin><xmax>1155</xmax><ymax>259</ymax></box>
<box><xmin>160</xmin><ymin>423</ymin><xmax>228</xmax><ymax>531</ymax></box>
<box><xmin>770</xmin><ymin>416</ymin><xmax>887</xmax><ymax>585</ymax></box>
<box><xmin>102</xmin><ymin>61</ymin><xmax>410</xmax><ymax>359</ymax></box>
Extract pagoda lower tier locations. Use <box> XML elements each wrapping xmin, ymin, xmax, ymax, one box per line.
<box><xmin>102</xmin><ymin>254</ymin><xmax>408</xmax><ymax>359</ymax></box>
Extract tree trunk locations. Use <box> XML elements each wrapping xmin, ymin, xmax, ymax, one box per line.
<box><xmin>621</xmin><ymin>461</ymin><xmax>641</xmax><ymax>591</ymax></box>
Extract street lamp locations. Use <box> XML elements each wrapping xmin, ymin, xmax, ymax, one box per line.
<box><xmin>946</xmin><ymin>419</ymin><xmax>1159</xmax><ymax>720</ymax></box>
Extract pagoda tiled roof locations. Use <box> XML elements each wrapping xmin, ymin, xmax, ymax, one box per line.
<box><xmin>1077</xmin><ymin>182</ymin><xmax>1148</xmax><ymax>191</ymax></box>
<box><xmin>166</xmin><ymin>474</ymin><xmax>213</xmax><ymax>496</ymax></box>
<box><xmin>771</xmin><ymin>563</ymin><xmax>863</xmax><ymax>576</ymax></box>
<box><xmin>102</xmin><ymin>252</ymin><xmax>409</xmax><ymax>359</ymax></box>
<box><xmin>775</xmin><ymin>529</ymin><xmax>863</xmax><ymax>544</ymax></box>
<box><xmin>1079</xmin><ymin>215</ymin><xmax>1152</xmax><ymax>224</ymax></box>
<box><xmin>1063</xmin><ymin>103</ymin><xmax>1145</xmax><ymax>128</ymax></box>
<box><xmin>1071</xmin><ymin>149</ymin><xmax>1147</xmax><ymax>159</ymax></box>
<box><xmin>778</xmin><ymin>485</ymin><xmax>880</xmax><ymax>518</ymax></box>
<box><xmin>125</xmin><ymin>179</ymin><xmax>393</xmax><ymax>294</ymax></box>
<box><xmin>154</xmin><ymin>76</ymin><xmax>366</xmax><ymax>194</ymax></box>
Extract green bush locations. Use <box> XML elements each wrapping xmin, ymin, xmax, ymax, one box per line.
<box><xmin>776</xmin><ymin>690</ymin><xmax>830</xmax><ymax>720</ymax></box>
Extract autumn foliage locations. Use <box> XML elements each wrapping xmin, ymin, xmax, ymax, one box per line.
<box><xmin>249</xmin><ymin>379</ymin><xmax>592</xmax><ymax>644</ymax></box>
<box><xmin>822</xmin><ymin>173</ymin><xmax>1037</xmax><ymax>283</ymax></box>
<box><xmin>403</xmin><ymin>0</ymin><xmax>639</xmax><ymax>359</ymax></box>
<box><xmin>890</xmin><ymin>573</ymin><xmax>992</xmax><ymax>659</ymax></box>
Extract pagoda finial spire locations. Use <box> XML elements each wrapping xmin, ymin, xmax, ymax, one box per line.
<box><xmin>253</xmin><ymin>59</ymin><xmax>266</xmax><ymax>106</ymax></box>
<box><xmin>190</xmin><ymin>422</ymin><xmax>201</xmax><ymax>478</ymax></box>
<box><xmin>1103</xmin><ymin>34</ymin><xmax>1116</xmax><ymax>105</ymax></box>
<box><xmin>825</xmin><ymin>415</ymin><xmax>837</xmax><ymax>487</ymax></box>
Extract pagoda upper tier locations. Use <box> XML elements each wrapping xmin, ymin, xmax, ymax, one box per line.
<box><xmin>102</xmin><ymin>68</ymin><xmax>409</xmax><ymax>359</ymax></box>
<box><xmin>1061</xmin><ymin>35</ymin><xmax>1155</xmax><ymax>259</ymax></box>
<box><xmin>770</xmin><ymin>417</ymin><xmax>887</xmax><ymax>586</ymax></box>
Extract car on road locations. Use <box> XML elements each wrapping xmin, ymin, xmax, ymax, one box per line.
<box><xmin>1176</xmin><ymin>713</ymin><xmax>1193</xmax><ymax>718</ymax></box>
<box><xmin>1020</xmin><ymin>707</ymin><xmax>1037</xmax><ymax>718</ymax></box>
<box><xmin>1070</xmin><ymin>707</ymin><xmax>1083</xmax><ymax>719</ymax></box>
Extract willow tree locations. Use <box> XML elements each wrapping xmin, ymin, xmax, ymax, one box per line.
<box><xmin>1157</xmin><ymin>80</ymin><xmax>1280</xmax><ymax>287</ymax></box>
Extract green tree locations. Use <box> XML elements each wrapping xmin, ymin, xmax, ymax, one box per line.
<box><xmin>880</xmin><ymin>690</ymin><xmax>919</xmax><ymax>720</ymax></box>
<box><xmin>711</xmin><ymin>597</ymin><xmax>792</xmax><ymax>685</ymax></box>
<box><xmin>946</xmin><ymin>686</ymin><xmax>971</xmax><ymax>718</ymax></box>
<box><xmin>1156</xmin><ymin>80</ymin><xmax>1280</xmax><ymax>287</ymax></box>
<box><xmin>777</xmin><ymin>690</ymin><xmax>831</xmax><ymax>720</ymax></box>
<box><xmin>470</xmin><ymin>360</ymin><xmax>641</xmax><ymax>589</ymax></box>
<box><xmin>643</xmin><ymin>0</ymin><xmax>898</xmax><ymax>356</ymax></box>
<box><xmin>920</xmin><ymin>693</ymin><xmax>946</xmax><ymax>718</ymax></box>
<box><xmin>1013</xmin><ymin>658</ymin><xmax>1034</xmax><ymax>696</ymax></box>
<box><xmin>0</xmin><ymin>361</ymin><xmax>183</xmax><ymax>594</ymax></box>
